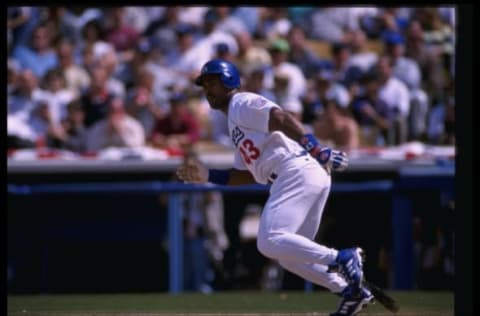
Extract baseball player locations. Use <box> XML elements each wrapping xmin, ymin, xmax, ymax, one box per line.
<box><xmin>176</xmin><ymin>59</ymin><xmax>374</xmax><ymax>315</ymax></box>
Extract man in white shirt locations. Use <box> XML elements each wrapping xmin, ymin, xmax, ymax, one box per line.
<box><xmin>85</xmin><ymin>96</ymin><xmax>145</xmax><ymax>151</ymax></box>
<box><xmin>264</xmin><ymin>38</ymin><xmax>307</xmax><ymax>101</ymax></box>
<box><xmin>383</xmin><ymin>31</ymin><xmax>429</xmax><ymax>139</ymax></box>
<box><xmin>375</xmin><ymin>55</ymin><xmax>410</xmax><ymax>144</ymax></box>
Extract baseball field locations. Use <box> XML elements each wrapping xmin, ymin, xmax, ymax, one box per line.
<box><xmin>8</xmin><ymin>290</ymin><xmax>453</xmax><ymax>316</ymax></box>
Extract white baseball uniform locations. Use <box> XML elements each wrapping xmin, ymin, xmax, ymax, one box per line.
<box><xmin>226</xmin><ymin>92</ymin><xmax>348</xmax><ymax>292</ymax></box>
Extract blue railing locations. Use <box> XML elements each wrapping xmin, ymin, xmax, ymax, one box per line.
<box><xmin>8</xmin><ymin>166</ymin><xmax>453</xmax><ymax>293</ymax></box>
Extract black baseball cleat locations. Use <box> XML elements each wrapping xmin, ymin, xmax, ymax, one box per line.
<box><xmin>329</xmin><ymin>248</ymin><xmax>365</xmax><ymax>289</ymax></box>
<box><xmin>330</xmin><ymin>285</ymin><xmax>375</xmax><ymax>316</ymax></box>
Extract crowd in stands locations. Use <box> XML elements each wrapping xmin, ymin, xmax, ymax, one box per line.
<box><xmin>7</xmin><ymin>6</ymin><xmax>456</xmax><ymax>293</ymax></box>
<box><xmin>7</xmin><ymin>6</ymin><xmax>456</xmax><ymax>156</ymax></box>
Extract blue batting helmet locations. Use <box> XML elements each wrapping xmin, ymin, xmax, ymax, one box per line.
<box><xmin>195</xmin><ymin>59</ymin><xmax>240</xmax><ymax>89</ymax></box>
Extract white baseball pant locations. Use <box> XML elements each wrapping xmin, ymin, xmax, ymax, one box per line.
<box><xmin>257</xmin><ymin>156</ymin><xmax>348</xmax><ymax>293</ymax></box>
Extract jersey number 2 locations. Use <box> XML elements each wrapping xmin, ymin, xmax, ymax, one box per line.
<box><xmin>239</xmin><ymin>139</ymin><xmax>260</xmax><ymax>164</ymax></box>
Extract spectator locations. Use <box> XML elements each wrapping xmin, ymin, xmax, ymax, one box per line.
<box><xmin>308</xmin><ymin>7</ymin><xmax>360</xmax><ymax>43</ymax></box>
<box><xmin>287</xmin><ymin>24</ymin><xmax>328</xmax><ymax>79</ymax></box>
<box><xmin>181</xmin><ymin>8</ymin><xmax>239</xmax><ymax>75</ymax></box>
<box><xmin>122</xmin><ymin>38</ymin><xmax>179</xmax><ymax>100</ymax></box>
<box><xmin>7</xmin><ymin>65</ymin><xmax>40</xmax><ymax>148</ymax></box>
<box><xmin>8</xmin><ymin>7</ymin><xmax>42</xmax><ymax>49</ymax></box>
<box><xmin>177</xmin><ymin>6</ymin><xmax>210</xmax><ymax>29</ymax></box>
<box><xmin>233</xmin><ymin>30</ymin><xmax>271</xmax><ymax>75</ymax></box>
<box><xmin>416</xmin><ymin>7</ymin><xmax>454</xmax><ymax>80</ymax></box>
<box><xmin>12</xmin><ymin>23</ymin><xmax>59</xmax><ymax>79</ymax></box>
<box><xmin>214</xmin><ymin>42</ymin><xmax>235</xmax><ymax>62</ymax></box>
<box><xmin>351</xmin><ymin>71</ymin><xmax>394</xmax><ymax>146</ymax></box>
<box><xmin>287</xmin><ymin>7</ymin><xmax>316</xmax><ymax>28</ymax></box>
<box><xmin>382</xmin><ymin>31</ymin><xmax>429</xmax><ymax>140</ymax></box>
<box><xmin>315</xmin><ymin>69</ymin><xmax>352</xmax><ymax>110</ymax></box>
<box><xmin>121</xmin><ymin>7</ymin><xmax>153</xmax><ymax>34</ymax></box>
<box><xmin>57</xmin><ymin>100</ymin><xmax>88</xmax><ymax>152</ymax></box>
<box><xmin>242</xmin><ymin>66</ymin><xmax>276</xmax><ymax>101</ymax></box>
<box><xmin>80</xmin><ymin>64</ymin><xmax>116</xmax><ymax>128</ymax></box>
<box><xmin>150</xmin><ymin>93</ymin><xmax>201</xmax><ymax>151</ymax></box>
<box><xmin>56</xmin><ymin>37</ymin><xmax>91</xmax><ymax>97</ymax></box>
<box><xmin>282</xmin><ymin>98</ymin><xmax>304</xmax><ymax>123</ymax></box>
<box><xmin>299</xmin><ymin>80</ymin><xmax>323</xmax><ymax>128</ymax></box>
<box><xmin>165</xmin><ymin>24</ymin><xmax>200</xmax><ymax>79</ymax></box>
<box><xmin>380</xmin><ymin>8</ymin><xmax>413</xmax><ymax>33</ymax></box>
<box><xmin>271</xmin><ymin>71</ymin><xmax>289</xmax><ymax>106</ymax></box>
<box><xmin>42</xmin><ymin>7</ymin><xmax>78</xmax><ymax>45</ymax></box>
<box><xmin>383</xmin><ymin>31</ymin><xmax>422</xmax><ymax>90</ymax></box>
<box><xmin>8</xmin><ymin>69</ymin><xmax>50</xmax><ymax>123</ymax></box>
<box><xmin>8</xmin><ymin>59</ymin><xmax>21</xmax><ymax>97</ymax></box>
<box><xmin>126</xmin><ymin>67</ymin><xmax>168</xmax><ymax>135</ymax></box>
<box><xmin>374</xmin><ymin>55</ymin><xmax>410</xmax><ymax>145</ymax></box>
<box><xmin>405</xmin><ymin>19</ymin><xmax>446</xmax><ymax>102</ymax></box>
<box><xmin>28</xmin><ymin>99</ymin><xmax>66</xmax><ymax>148</ymax></box>
<box><xmin>211</xmin><ymin>6</ymin><xmax>248</xmax><ymax>35</ymax></box>
<box><xmin>62</xmin><ymin>7</ymin><xmax>103</xmax><ymax>44</ymax></box>
<box><xmin>313</xmin><ymin>96</ymin><xmax>360</xmax><ymax>153</ymax></box>
<box><xmin>40</xmin><ymin>68</ymin><xmax>77</xmax><ymax>124</ymax></box>
<box><xmin>361</xmin><ymin>8</ymin><xmax>412</xmax><ymax>39</ymax></box>
<box><xmin>427</xmin><ymin>81</ymin><xmax>454</xmax><ymax>145</ymax></box>
<box><xmin>7</xmin><ymin>114</ymin><xmax>36</xmax><ymax>149</ymax></box>
<box><xmin>232</xmin><ymin>6</ymin><xmax>260</xmax><ymax>34</ymax></box>
<box><xmin>329</xmin><ymin>42</ymin><xmax>364</xmax><ymax>93</ymax></box>
<box><xmin>89</xmin><ymin>41</ymin><xmax>127</xmax><ymax>98</ymax></box>
<box><xmin>443</xmin><ymin>96</ymin><xmax>455</xmax><ymax>146</ymax></box>
<box><xmin>143</xmin><ymin>6</ymin><xmax>181</xmax><ymax>55</ymax></box>
<box><xmin>264</xmin><ymin>38</ymin><xmax>307</xmax><ymax>100</ymax></box>
<box><xmin>104</xmin><ymin>7</ymin><xmax>140</xmax><ymax>64</ymax></box>
<box><xmin>207</xmin><ymin>103</ymin><xmax>232</xmax><ymax>149</ymax></box>
<box><xmin>255</xmin><ymin>7</ymin><xmax>292</xmax><ymax>40</ymax></box>
<box><xmin>350</xmin><ymin>7</ymin><xmax>381</xmax><ymax>38</ymax></box>
<box><xmin>79</xmin><ymin>19</ymin><xmax>106</xmax><ymax>55</ymax></box>
<box><xmin>347</xmin><ymin>29</ymin><xmax>378</xmax><ymax>74</ymax></box>
<box><xmin>85</xmin><ymin>96</ymin><xmax>145</xmax><ymax>151</ymax></box>
<box><xmin>301</xmin><ymin>69</ymin><xmax>351</xmax><ymax>131</ymax></box>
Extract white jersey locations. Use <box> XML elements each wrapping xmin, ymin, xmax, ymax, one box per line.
<box><xmin>227</xmin><ymin>92</ymin><xmax>307</xmax><ymax>184</ymax></box>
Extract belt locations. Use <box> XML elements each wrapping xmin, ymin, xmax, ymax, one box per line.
<box><xmin>267</xmin><ymin>151</ymin><xmax>310</xmax><ymax>184</ymax></box>
<box><xmin>295</xmin><ymin>150</ymin><xmax>308</xmax><ymax>157</ymax></box>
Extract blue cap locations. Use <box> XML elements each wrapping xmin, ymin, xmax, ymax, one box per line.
<box><xmin>204</xmin><ymin>9</ymin><xmax>219</xmax><ymax>24</ymax></box>
<box><xmin>136</xmin><ymin>38</ymin><xmax>151</xmax><ymax>53</ymax></box>
<box><xmin>383</xmin><ymin>31</ymin><xmax>405</xmax><ymax>45</ymax></box>
<box><xmin>175</xmin><ymin>23</ymin><xmax>195</xmax><ymax>35</ymax></box>
<box><xmin>317</xmin><ymin>69</ymin><xmax>334</xmax><ymax>81</ymax></box>
<box><xmin>216</xmin><ymin>42</ymin><xmax>229</xmax><ymax>54</ymax></box>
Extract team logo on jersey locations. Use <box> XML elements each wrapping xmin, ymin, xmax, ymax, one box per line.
<box><xmin>231</xmin><ymin>126</ymin><xmax>245</xmax><ymax>147</ymax></box>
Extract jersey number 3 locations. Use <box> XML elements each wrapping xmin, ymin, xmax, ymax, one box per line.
<box><xmin>239</xmin><ymin>139</ymin><xmax>260</xmax><ymax>164</ymax></box>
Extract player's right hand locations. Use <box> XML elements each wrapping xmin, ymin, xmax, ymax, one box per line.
<box><xmin>330</xmin><ymin>149</ymin><xmax>349</xmax><ymax>172</ymax></box>
<box><xmin>176</xmin><ymin>160</ymin><xmax>209</xmax><ymax>183</ymax></box>
<box><xmin>313</xmin><ymin>147</ymin><xmax>349</xmax><ymax>172</ymax></box>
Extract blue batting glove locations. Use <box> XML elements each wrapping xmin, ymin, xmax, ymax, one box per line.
<box><xmin>299</xmin><ymin>134</ymin><xmax>349</xmax><ymax>172</ymax></box>
<box><xmin>311</xmin><ymin>146</ymin><xmax>349</xmax><ymax>172</ymax></box>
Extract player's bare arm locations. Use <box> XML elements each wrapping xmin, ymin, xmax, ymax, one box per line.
<box><xmin>268</xmin><ymin>107</ymin><xmax>349</xmax><ymax>172</ymax></box>
<box><xmin>268</xmin><ymin>107</ymin><xmax>308</xmax><ymax>140</ymax></box>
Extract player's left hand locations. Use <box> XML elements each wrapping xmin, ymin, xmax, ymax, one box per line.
<box><xmin>176</xmin><ymin>160</ymin><xmax>209</xmax><ymax>183</ymax></box>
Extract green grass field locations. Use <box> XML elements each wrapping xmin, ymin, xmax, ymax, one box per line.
<box><xmin>8</xmin><ymin>291</ymin><xmax>453</xmax><ymax>316</ymax></box>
